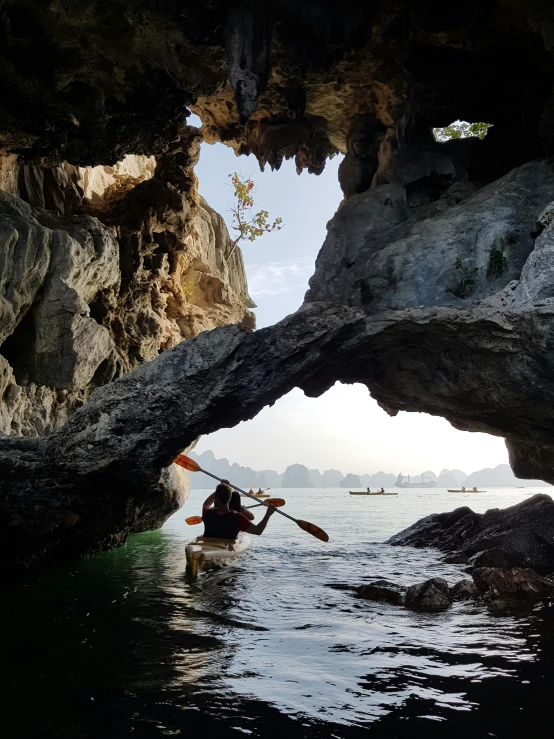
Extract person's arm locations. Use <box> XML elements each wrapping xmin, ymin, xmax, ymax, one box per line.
<box><xmin>240</xmin><ymin>505</ymin><xmax>255</xmax><ymax>521</ymax></box>
<box><xmin>246</xmin><ymin>505</ymin><xmax>276</xmax><ymax>536</ymax></box>
<box><xmin>202</xmin><ymin>492</ymin><xmax>216</xmax><ymax>510</ymax></box>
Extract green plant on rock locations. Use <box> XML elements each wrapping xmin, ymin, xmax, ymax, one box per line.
<box><xmin>433</xmin><ymin>121</ymin><xmax>493</xmax><ymax>142</ymax></box>
<box><xmin>182</xmin><ymin>278</ymin><xmax>196</xmax><ymax>301</ymax></box>
<box><xmin>446</xmin><ymin>258</ymin><xmax>479</xmax><ymax>299</ymax></box>
<box><xmin>228</xmin><ymin>172</ymin><xmax>283</xmax><ymax>258</ymax></box>
<box><xmin>486</xmin><ymin>248</ymin><xmax>508</xmax><ymax>280</ymax></box>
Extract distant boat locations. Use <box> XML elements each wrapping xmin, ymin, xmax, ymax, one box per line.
<box><xmin>349</xmin><ymin>491</ymin><xmax>398</xmax><ymax>496</ymax></box>
<box><xmin>395</xmin><ymin>474</ymin><xmax>436</xmax><ymax>488</ymax></box>
<box><xmin>447</xmin><ymin>488</ymin><xmax>486</xmax><ymax>493</ymax></box>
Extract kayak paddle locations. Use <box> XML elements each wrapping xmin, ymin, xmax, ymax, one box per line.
<box><xmin>185</xmin><ymin>498</ymin><xmax>285</xmax><ymax>524</ymax></box>
<box><xmin>185</xmin><ymin>516</ymin><xmax>204</xmax><ymax>525</ymax></box>
<box><xmin>245</xmin><ymin>497</ymin><xmax>285</xmax><ymax>509</ymax></box>
<box><xmin>174</xmin><ymin>454</ymin><xmax>329</xmax><ymax>542</ymax></box>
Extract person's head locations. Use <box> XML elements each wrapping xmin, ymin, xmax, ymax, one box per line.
<box><xmin>214</xmin><ymin>483</ymin><xmax>232</xmax><ymax>508</ymax></box>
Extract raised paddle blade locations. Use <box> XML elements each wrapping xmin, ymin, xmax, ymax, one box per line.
<box><xmin>185</xmin><ymin>516</ymin><xmax>203</xmax><ymax>525</ymax></box>
<box><xmin>265</xmin><ymin>498</ymin><xmax>285</xmax><ymax>507</ymax></box>
<box><xmin>296</xmin><ymin>519</ymin><xmax>329</xmax><ymax>542</ymax></box>
<box><xmin>174</xmin><ymin>454</ymin><xmax>201</xmax><ymax>472</ymax></box>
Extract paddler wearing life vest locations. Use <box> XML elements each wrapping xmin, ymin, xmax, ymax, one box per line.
<box><xmin>202</xmin><ymin>481</ymin><xmax>276</xmax><ymax>539</ymax></box>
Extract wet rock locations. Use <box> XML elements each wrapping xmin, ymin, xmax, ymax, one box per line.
<box><xmin>467</xmin><ymin>548</ymin><xmax>509</xmax><ymax>570</ymax></box>
<box><xmin>450</xmin><ymin>579</ymin><xmax>479</xmax><ymax>601</ymax></box>
<box><xmin>405</xmin><ymin>578</ymin><xmax>452</xmax><ymax>612</ymax></box>
<box><xmin>357</xmin><ymin>580</ymin><xmax>405</xmax><ymax>606</ymax></box>
<box><xmin>486</xmin><ymin>598</ymin><xmax>536</xmax><ymax>617</ymax></box>
<box><xmin>472</xmin><ymin>567</ymin><xmax>554</xmax><ymax>601</ymax></box>
<box><xmin>389</xmin><ymin>495</ymin><xmax>554</xmax><ymax>574</ymax></box>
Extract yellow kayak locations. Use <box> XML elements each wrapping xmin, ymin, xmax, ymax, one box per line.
<box><xmin>185</xmin><ymin>533</ymin><xmax>252</xmax><ymax>577</ymax></box>
<box><xmin>349</xmin><ymin>491</ymin><xmax>398</xmax><ymax>496</ymax></box>
<box><xmin>447</xmin><ymin>489</ymin><xmax>486</xmax><ymax>493</ymax></box>
<box><xmin>241</xmin><ymin>492</ymin><xmax>270</xmax><ymax>498</ymax></box>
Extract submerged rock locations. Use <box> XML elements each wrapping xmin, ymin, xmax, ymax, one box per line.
<box><xmin>405</xmin><ymin>578</ymin><xmax>452</xmax><ymax>612</ymax></box>
<box><xmin>389</xmin><ymin>495</ymin><xmax>554</xmax><ymax>574</ymax></box>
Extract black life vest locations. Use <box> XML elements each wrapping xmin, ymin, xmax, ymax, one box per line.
<box><xmin>203</xmin><ymin>509</ymin><xmax>241</xmax><ymax>539</ymax></box>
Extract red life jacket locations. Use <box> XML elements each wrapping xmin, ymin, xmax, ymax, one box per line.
<box><xmin>203</xmin><ymin>509</ymin><xmax>241</xmax><ymax>539</ymax></box>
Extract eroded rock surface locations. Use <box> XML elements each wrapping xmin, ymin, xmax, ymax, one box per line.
<box><xmin>0</xmin><ymin>127</ymin><xmax>254</xmax><ymax>437</ymax></box>
<box><xmin>389</xmin><ymin>495</ymin><xmax>554</xmax><ymax>574</ymax></box>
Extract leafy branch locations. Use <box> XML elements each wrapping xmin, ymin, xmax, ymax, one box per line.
<box><xmin>433</xmin><ymin>121</ymin><xmax>492</xmax><ymax>142</ymax></box>
<box><xmin>228</xmin><ymin>172</ymin><xmax>283</xmax><ymax>258</ymax></box>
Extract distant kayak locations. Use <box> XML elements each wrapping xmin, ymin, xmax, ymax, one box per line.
<box><xmin>241</xmin><ymin>493</ymin><xmax>270</xmax><ymax>498</ymax></box>
<box><xmin>447</xmin><ymin>489</ymin><xmax>486</xmax><ymax>493</ymax></box>
<box><xmin>185</xmin><ymin>533</ymin><xmax>252</xmax><ymax>577</ymax></box>
<box><xmin>349</xmin><ymin>491</ymin><xmax>398</xmax><ymax>496</ymax></box>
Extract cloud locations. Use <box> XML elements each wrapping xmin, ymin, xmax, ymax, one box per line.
<box><xmin>246</xmin><ymin>260</ymin><xmax>314</xmax><ymax>298</ymax></box>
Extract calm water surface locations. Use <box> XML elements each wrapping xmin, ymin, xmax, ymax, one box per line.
<box><xmin>3</xmin><ymin>487</ymin><xmax>554</xmax><ymax>738</ymax></box>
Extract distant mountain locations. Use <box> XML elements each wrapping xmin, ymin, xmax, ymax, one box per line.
<box><xmin>340</xmin><ymin>473</ymin><xmax>361</xmax><ymax>488</ymax></box>
<box><xmin>187</xmin><ymin>451</ymin><xmax>552</xmax><ymax>488</ymax></box>
<box><xmin>463</xmin><ymin>464</ymin><xmax>550</xmax><ymax>487</ymax></box>
<box><xmin>309</xmin><ymin>469</ymin><xmax>324</xmax><ymax>486</ymax></box>
<box><xmin>322</xmin><ymin>469</ymin><xmax>344</xmax><ymax>486</ymax></box>
<box><xmin>281</xmin><ymin>463</ymin><xmax>313</xmax><ymax>488</ymax></box>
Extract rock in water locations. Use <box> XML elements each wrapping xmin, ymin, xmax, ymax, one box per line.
<box><xmin>281</xmin><ymin>464</ymin><xmax>314</xmax><ymax>488</ymax></box>
<box><xmin>450</xmin><ymin>579</ymin><xmax>479</xmax><ymax>601</ymax></box>
<box><xmin>389</xmin><ymin>495</ymin><xmax>554</xmax><ymax>574</ymax></box>
<box><xmin>405</xmin><ymin>578</ymin><xmax>452</xmax><ymax>612</ymax></box>
<box><xmin>357</xmin><ymin>580</ymin><xmax>405</xmax><ymax>606</ymax></box>
<box><xmin>472</xmin><ymin>567</ymin><xmax>554</xmax><ymax>600</ymax></box>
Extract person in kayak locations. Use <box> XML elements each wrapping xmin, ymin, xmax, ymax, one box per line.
<box><xmin>225</xmin><ymin>482</ymin><xmax>255</xmax><ymax>521</ymax></box>
<box><xmin>202</xmin><ymin>482</ymin><xmax>276</xmax><ymax>539</ymax></box>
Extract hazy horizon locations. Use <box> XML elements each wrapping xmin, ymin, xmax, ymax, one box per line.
<box><xmin>192</xmin><ymin>116</ymin><xmax>510</xmax><ymax>477</ymax></box>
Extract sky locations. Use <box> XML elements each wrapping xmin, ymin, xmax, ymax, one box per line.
<box><xmin>189</xmin><ymin>114</ymin><xmax>509</xmax><ymax>476</ymax></box>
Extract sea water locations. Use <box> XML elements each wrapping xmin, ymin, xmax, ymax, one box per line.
<box><xmin>3</xmin><ymin>488</ymin><xmax>554</xmax><ymax>738</ymax></box>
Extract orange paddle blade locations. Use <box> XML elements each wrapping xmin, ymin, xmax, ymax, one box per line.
<box><xmin>265</xmin><ymin>498</ymin><xmax>285</xmax><ymax>507</ymax></box>
<box><xmin>174</xmin><ymin>454</ymin><xmax>201</xmax><ymax>472</ymax></box>
<box><xmin>296</xmin><ymin>519</ymin><xmax>329</xmax><ymax>542</ymax></box>
<box><xmin>185</xmin><ymin>516</ymin><xmax>203</xmax><ymax>525</ymax></box>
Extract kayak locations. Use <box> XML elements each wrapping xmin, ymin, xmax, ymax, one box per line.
<box><xmin>447</xmin><ymin>489</ymin><xmax>486</xmax><ymax>493</ymax></box>
<box><xmin>349</xmin><ymin>491</ymin><xmax>398</xmax><ymax>496</ymax></box>
<box><xmin>185</xmin><ymin>533</ymin><xmax>252</xmax><ymax>577</ymax></box>
<box><xmin>241</xmin><ymin>492</ymin><xmax>270</xmax><ymax>498</ymax></box>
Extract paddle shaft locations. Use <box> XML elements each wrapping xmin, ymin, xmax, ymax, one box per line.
<box><xmin>198</xmin><ymin>467</ymin><xmax>299</xmax><ymax>524</ymax></box>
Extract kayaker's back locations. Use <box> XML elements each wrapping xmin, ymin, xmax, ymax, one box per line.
<box><xmin>203</xmin><ymin>509</ymin><xmax>243</xmax><ymax>539</ymax></box>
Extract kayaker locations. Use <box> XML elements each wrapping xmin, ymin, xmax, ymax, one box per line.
<box><xmin>380</xmin><ymin>487</ymin><xmax>385</xmax><ymax>493</ymax></box>
<box><xmin>367</xmin><ymin>487</ymin><xmax>370</xmax><ymax>493</ymax></box>
<box><xmin>202</xmin><ymin>482</ymin><xmax>276</xmax><ymax>539</ymax></box>
<box><xmin>223</xmin><ymin>480</ymin><xmax>255</xmax><ymax>521</ymax></box>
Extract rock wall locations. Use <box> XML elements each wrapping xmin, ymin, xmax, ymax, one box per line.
<box><xmin>0</xmin><ymin>126</ymin><xmax>254</xmax><ymax>438</ymax></box>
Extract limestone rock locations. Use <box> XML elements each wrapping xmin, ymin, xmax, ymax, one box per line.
<box><xmin>281</xmin><ymin>464</ymin><xmax>313</xmax><ymax>488</ymax></box>
<box><xmin>405</xmin><ymin>578</ymin><xmax>452</xmax><ymax>612</ymax></box>
<box><xmin>389</xmin><ymin>495</ymin><xmax>554</xmax><ymax>574</ymax></box>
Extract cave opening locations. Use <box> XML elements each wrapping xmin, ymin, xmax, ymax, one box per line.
<box><xmin>188</xmin><ymin>113</ymin><xmax>344</xmax><ymax>329</ymax></box>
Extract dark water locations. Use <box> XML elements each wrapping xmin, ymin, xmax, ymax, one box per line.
<box><xmin>3</xmin><ymin>488</ymin><xmax>554</xmax><ymax>738</ymax></box>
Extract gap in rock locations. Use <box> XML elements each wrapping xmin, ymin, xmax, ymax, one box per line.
<box><xmin>191</xmin><ymin>113</ymin><xmax>344</xmax><ymax>329</ymax></box>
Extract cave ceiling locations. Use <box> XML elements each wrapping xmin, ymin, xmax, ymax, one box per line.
<box><xmin>0</xmin><ymin>0</ymin><xmax>552</xmax><ymax>182</ymax></box>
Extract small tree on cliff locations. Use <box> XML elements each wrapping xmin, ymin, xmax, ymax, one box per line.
<box><xmin>228</xmin><ymin>172</ymin><xmax>283</xmax><ymax>257</ymax></box>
